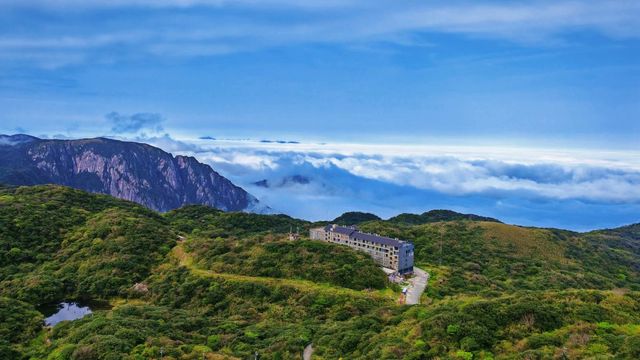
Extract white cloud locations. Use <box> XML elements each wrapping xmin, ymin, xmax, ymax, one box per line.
<box><xmin>144</xmin><ymin>137</ymin><xmax>640</xmax><ymax>204</ymax></box>
<box><xmin>1</xmin><ymin>1</ymin><xmax>639</xmax><ymax>67</ymax></box>
<box><xmin>383</xmin><ymin>1</ymin><xmax>640</xmax><ymax>41</ymax></box>
<box><xmin>322</xmin><ymin>153</ymin><xmax>640</xmax><ymax>203</ymax></box>
<box><xmin>108</xmin><ymin>135</ymin><xmax>640</xmax><ymax>229</ymax></box>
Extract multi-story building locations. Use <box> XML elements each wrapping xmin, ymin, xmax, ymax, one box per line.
<box><xmin>309</xmin><ymin>224</ymin><xmax>414</xmax><ymax>274</ymax></box>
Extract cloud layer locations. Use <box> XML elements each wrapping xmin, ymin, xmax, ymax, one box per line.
<box><xmin>136</xmin><ymin>137</ymin><xmax>640</xmax><ymax>230</ymax></box>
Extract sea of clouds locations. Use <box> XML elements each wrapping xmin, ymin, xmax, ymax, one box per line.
<box><xmin>140</xmin><ymin>136</ymin><xmax>640</xmax><ymax>231</ymax></box>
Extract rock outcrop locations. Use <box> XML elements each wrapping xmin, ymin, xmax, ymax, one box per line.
<box><xmin>0</xmin><ymin>134</ymin><xmax>264</xmax><ymax>212</ymax></box>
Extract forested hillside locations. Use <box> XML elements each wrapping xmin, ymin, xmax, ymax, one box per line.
<box><xmin>387</xmin><ymin>210</ymin><xmax>501</xmax><ymax>225</ymax></box>
<box><xmin>357</xmin><ymin>220</ymin><xmax>640</xmax><ymax>298</ymax></box>
<box><xmin>333</xmin><ymin>211</ymin><xmax>381</xmax><ymax>225</ymax></box>
<box><xmin>1</xmin><ymin>185</ymin><xmax>639</xmax><ymax>359</ymax></box>
<box><xmin>0</xmin><ymin>185</ymin><xmax>176</xmax><ymax>305</ymax></box>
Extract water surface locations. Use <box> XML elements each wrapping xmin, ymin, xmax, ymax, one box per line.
<box><xmin>39</xmin><ymin>301</ymin><xmax>109</xmax><ymax>326</ymax></box>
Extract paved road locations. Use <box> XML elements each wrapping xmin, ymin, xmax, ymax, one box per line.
<box><xmin>303</xmin><ymin>344</ymin><xmax>313</xmax><ymax>360</ymax></box>
<box><xmin>405</xmin><ymin>267</ymin><xmax>429</xmax><ymax>305</ymax></box>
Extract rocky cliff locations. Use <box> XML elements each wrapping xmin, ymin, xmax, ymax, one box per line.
<box><xmin>0</xmin><ymin>134</ymin><xmax>264</xmax><ymax>212</ymax></box>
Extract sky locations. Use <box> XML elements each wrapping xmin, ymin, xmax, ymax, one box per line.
<box><xmin>0</xmin><ymin>0</ymin><xmax>639</xmax><ymax>230</ymax></box>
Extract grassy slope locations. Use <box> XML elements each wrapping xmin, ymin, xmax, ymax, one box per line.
<box><xmin>358</xmin><ymin>219</ymin><xmax>640</xmax><ymax>298</ymax></box>
<box><xmin>167</xmin><ymin>205</ymin><xmax>389</xmax><ymax>291</ymax></box>
<box><xmin>172</xmin><ymin>241</ymin><xmax>394</xmax><ymax>300</ymax></box>
<box><xmin>1</xmin><ymin>185</ymin><xmax>639</xmax><ymax>359</ymax></box>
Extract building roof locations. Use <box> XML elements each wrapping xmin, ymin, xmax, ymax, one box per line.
<box><xmin>351</xmin><ymin>232</ymin><xmax>407</xmax><ymax>247</ymax></box>
<box><xmin>324</xmin><ymin>224</ymin><xmax>357</xmax><ymax>236</ymax></box>
<box><xmin>325</xmin><ymin>224</ymin><xmax>410</xmax><ymax>247</ymax></box>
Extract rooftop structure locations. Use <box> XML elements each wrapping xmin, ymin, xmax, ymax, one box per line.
<box><xmin>309</xmin><ymin>224</ymin><xmax>414</xmax><ymax>274</ymax></box>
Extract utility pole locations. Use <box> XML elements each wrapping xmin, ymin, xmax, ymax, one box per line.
<box><xmin>439</xmin><ymin>232</ymin><xmax>443</xmax><ymax>266</ymax></box>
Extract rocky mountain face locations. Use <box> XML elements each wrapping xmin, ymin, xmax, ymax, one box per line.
<box><xmin>0</xmin><ymin>134</ymin><xmax>264</xmax><ymax>212</ymax></box>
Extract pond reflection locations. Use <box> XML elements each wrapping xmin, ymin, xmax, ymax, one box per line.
<box><xmin>39</xmin><ymin>301</ymin><xmax>110</xmax><ymax>326</ymax></box>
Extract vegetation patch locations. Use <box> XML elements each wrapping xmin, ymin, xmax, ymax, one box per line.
<box><xmin>1</xmin><ymin>185</ymin><xmax>639</xmax><ymax>359</ymax></box>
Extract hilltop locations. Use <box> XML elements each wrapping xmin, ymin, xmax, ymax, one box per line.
<box><xmin>1</xmin><ymin>185</ymin><xmax>639</xmax><ymax>359</ymax></box>
<box><xmin>388</xmin><ymin>209</ymin><xmax>501</xmax><ymax>225</ymax></box>
<box><xmin>333</xmin><ymin>211</ymin><xmax>382</xmax><ymax>225</ymax></box>
<box><xmin>331</xmin><ymin>209</ymin><xmax>502</xmax><ymax>226</ymax></box>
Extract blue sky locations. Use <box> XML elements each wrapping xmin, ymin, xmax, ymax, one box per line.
<box><xmin>0</xmin><ymin>0</ymin><xmax>639</xmax><ymax>229</ymax></box>
<box><xmin>1</xmin><ymin>0</ymin><xmax>638</xmax><ymax>146</ymax></box>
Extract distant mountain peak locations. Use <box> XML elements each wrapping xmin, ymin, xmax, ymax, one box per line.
<box><xmin>253</xmin><ymin>179</ymin><xmax>270</xmax><ymax>188</ymax></box>
<box><xmin>333</xmin><ymin>211</ymin><xmax>382</xmax><ymax>225</ymax></box>
<box><xmin>281</xmin><ymin>175</ymin><xmax>310</xmax><ymax>186</ymax></box>
<box><xmin>0</xmin><ymin>134</ymin><xmax>266</xmax><ymax>213</ymax></box>
<box><xmin>388</xmin><ymin>209</ymin><xmax>501</xmax><ymax>225</ymax></box>
<box><xmin>252</xmin><ymin>175</ymin><xmax>311</xmax><ymax>189</ymax></box>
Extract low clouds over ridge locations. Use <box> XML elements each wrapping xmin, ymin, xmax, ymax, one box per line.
<box><xmin>139</xmin><ymin>137</ymin><xmax>640</xmax><ymax>230</ymax></box>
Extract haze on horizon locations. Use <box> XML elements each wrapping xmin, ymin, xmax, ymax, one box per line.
<box><xmin>0</xmin><ymin>0</ymin><xmax>639</xmax><ymax>230</ymax></box>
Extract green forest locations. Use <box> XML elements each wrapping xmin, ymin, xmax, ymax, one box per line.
<box><xmin>1</xmin><ymin>185</ymin><xmax>639</xmax><ymax>359</ymax></box>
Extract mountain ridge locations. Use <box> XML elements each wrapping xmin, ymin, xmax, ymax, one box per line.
<box><xmin>388</xmin><ymin>209</ymin><xmax>502</xmax><ymax>225</ymax></box>
<box><xmin>0</xmin><ymin>134</ymin><xmax>265</xmax><ymax>213</ymax></box>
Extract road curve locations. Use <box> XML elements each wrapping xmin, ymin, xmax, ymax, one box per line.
<box><xmin>406</xmin><ymin>267</ymin><xmax>429</xmax><ymax>305</ymax></box>
<box><xmin>303</xmin><ymin>343</ymin><xmax>313</xmax><ymax>360</ymax></box>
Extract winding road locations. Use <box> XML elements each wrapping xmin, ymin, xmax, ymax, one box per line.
<box><xmin>303</xmin><ymin>344</ymin><xmax>313</xmax><ymax>360</ymax></box>
<box><xmin>302</xmin><ymin>268</ymin><xmax>428</xmax><ymax>359</ymax></box>
<box><xmin>171</xmin><ymin>242</ymin><xmax>418</xmax><ymax>359</ymax></box>
<box><xmin>405</xmin><ymin>267</ymin><xmax>429</xmax><ymax>305</ymax></box>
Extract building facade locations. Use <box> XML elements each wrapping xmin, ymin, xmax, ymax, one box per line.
<box><xmin>309</xmin><ymin>224</ymin><xmax>414</xmax><ymax>274</ymax></box>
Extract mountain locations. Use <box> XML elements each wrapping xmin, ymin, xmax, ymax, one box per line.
<box><xmin>582</xmin><ymin>223</ymin><xmax>640</xmax><ymax>272</ymax></box>
<box><xmin>253</xmin><ymin>175</ymin><xmax>311</xmax><ymax>188</ymax></box>
<box><xmin>1</xmin><ymin>184</ymin><xmax>639</xmax><ymax>359</ymax></box>
<box><xmin>253</xmin><ymin>179</ymin><xmax>270</xmax><ymax>188</ymax></box>
<box><xmin>388</xmin><ymin>209</ymin><xmax>501</xmax><ymax>225</ymax></box>
<box><xmin>0</xmin><ymin>134</ymin><xmax>264</xmax><ymax>212</ymax></box>
<box><xmin>333</xmin><ymin>211</ymin><xmax>381</xmax><ymax>225</ymax></box>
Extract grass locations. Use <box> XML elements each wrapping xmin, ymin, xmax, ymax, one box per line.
<box><xmin>170</xmin><ymin>242</ymin><xmax>397</xmax><ymax>302</ymax></box>
<box><xmin>478</xmin><ymin>222</ymin><xmax>568</xmax><ymax>263</ymax></box>
<box><xmin>108</xmin><ymin>297</ymin><xmax>149</xmax><ymax>309</ymax></box>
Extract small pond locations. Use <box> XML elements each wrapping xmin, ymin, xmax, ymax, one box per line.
<box><xmin>39</xmin><ymin>301</ymin><xmax>111</xmax><ymax>326</ymax></box>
